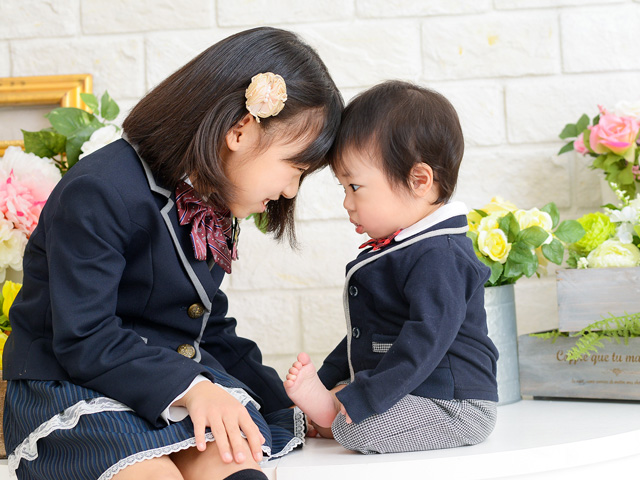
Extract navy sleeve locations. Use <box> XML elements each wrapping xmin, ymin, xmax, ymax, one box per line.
<box><xmin>317</xmin><ymin>336</ymin><xmax>350</xmax><ymax>389</ymax></box>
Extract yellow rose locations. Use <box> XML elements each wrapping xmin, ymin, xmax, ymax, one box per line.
<box><xmin>244</xmin><ymin>72</ymin><xmax>287</xmax><ymax>123</ymax></box>
<box><xmin>515</xmin><ymin>208</ymin><xmax>554</xmax><ymax>244</ymax></box>
<box><xmin>482</xmin><ymin>196</ymin><xmax>518</xmax><ymax>214</ymax></box>
<box><xmin>478</xmin><ymin>228</ymin><xmax>512</xmax><ymax>264</ymax></box>
<box><xmin>469</xmin><ymin>198</ymin><xmax>517</xmax><ymax>233</ymax></box>
<box><xmin>0</xmin><ymin>330</ymin><xmax>8</xmax><ymax>369</ymax></box>
<box><xmin>2</xmin><ymin>280</ymin><xmax>22</xmax><ymax>318</ymax></box>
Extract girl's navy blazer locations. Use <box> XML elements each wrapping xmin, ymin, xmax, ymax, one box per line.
<box><xmin>3</xmin><ymin>139</ymin><xmax>292</xmax><ymax>427</ymax></box>
<box><xmin>317</xmin><ymin>215</ymin><xmax>499</xmax><ymax>424</ymax></box>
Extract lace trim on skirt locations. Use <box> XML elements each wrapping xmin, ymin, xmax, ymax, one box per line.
<box><xmin>7</xmin><ymin>397</ymin><xmax>133</xmax><ymax>478</ymax></box>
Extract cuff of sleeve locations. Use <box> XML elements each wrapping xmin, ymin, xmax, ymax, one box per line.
<box><xmin>160</xmin><ymin>375</ymin><xmax>210</xmax><ymax>425</ymax></box>
<box><xmin>335</xmin><ymin>381</ymin><xmax>378</xmax><ymax>424</ymax></box>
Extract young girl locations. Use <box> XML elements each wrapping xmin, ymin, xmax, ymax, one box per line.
<box><xmin>2</xmin><ymin>27</ymin><xmax>342</xmax><ymax>480</ymax></box>
<box><xmin>284</xmin><ymin>81</ymin><xmax>498</xmax><ymax>454</ymax></box>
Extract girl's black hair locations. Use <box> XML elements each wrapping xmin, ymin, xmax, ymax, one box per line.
<box><xmin>123</xmin><ymin>27</ymin><xmax>343</xmax><ymax>243</ymax></box>
<box><xmin>330</xmin><ymin>80</ymin><xmax>464</xmax><ymax>204</ymax></box>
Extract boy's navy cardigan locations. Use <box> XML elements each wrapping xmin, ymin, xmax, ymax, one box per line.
<box><xmin>317</xmin><ymin>214</ymin><xmax>499</xmax><ymax>424</ymax></box>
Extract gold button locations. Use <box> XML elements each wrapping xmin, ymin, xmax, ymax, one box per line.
<box><xmin>177</xmin><ymin>344</ymin><xmax>196</xmax><ymax>358</ymax></box>
<box><xmin>188</xmin><ymin>303</ymin><xmax>205</xmax><ymax>319</ymax></box>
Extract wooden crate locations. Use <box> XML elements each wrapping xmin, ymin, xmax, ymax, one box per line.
<box><xmin>556</xmin><ymin>267</ymin><xmax>640</xmax><ymax>332</ymax></box>
<box><xmin>518</xmin><ymin>335</ymin><xmax>640</xmax><ymax>401</ymax></box>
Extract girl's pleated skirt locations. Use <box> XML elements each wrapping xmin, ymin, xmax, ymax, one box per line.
<box><xmin>3</xmin><ymin>366</ymin><xmax>305</xmax><ymax>480</ymax></box>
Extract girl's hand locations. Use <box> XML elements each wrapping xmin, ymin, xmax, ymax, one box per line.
<box><xmin>178</xmin><ymin>381</ymin><xmax>265</xmax><ymax>464</ymax></box>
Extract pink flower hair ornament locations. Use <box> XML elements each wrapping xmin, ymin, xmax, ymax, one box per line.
<box><xmin>245</xmin><ymin>73</ymin><xmax>287</xmax><ymax>123</ymax></box>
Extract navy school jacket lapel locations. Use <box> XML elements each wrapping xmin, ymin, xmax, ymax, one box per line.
<box><xmin>136</xmin><ymin>153</ymin><xmax>219</xmax><ymax>315</ymax></box>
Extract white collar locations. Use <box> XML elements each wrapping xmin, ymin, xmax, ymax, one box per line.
<box><xmin>395</xmin><ymin>201</ymin><xmax>468</xmax><ymax>242</ymax></box>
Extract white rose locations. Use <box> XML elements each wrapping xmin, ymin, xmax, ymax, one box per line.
<box><xmin>587</xmin><ymin>239</ymin><xmax>640</xmax><ymax>268</ymax></box>
<box><xmin>612</xmin><ymin>100</ymin><xmax>640</xmax><ymax>120</ymax></box>
<box><xmin>79</xmin><ymin>125</ymin><xmax>121</xmax><ymax>159</ymax></box>
<box><xmin>0</xmin><ymin>218</ymin><xmax>28</xmax><ymax>278</ymax></box>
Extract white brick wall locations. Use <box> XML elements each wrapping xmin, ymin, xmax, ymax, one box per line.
<box><xmin>1</xmin><ymin>0</ymin><xmax>638</xmax><ymax>377</ymax></box>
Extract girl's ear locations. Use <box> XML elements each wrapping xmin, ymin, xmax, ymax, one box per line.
<box><xmin>409</xmin><ymin>163</ymin><xmax>434</xmax><ymax>198</ymax></box>
<box><xmin>225</xmin><ymin>113</ymin><xmax>257</xmax><ymax>152</ymax></box>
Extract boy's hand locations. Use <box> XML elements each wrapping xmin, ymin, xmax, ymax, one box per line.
<box><xmin>177</xmin><ymin>382</ymin><xmax>265</xmax><ymax>464</ymax></box>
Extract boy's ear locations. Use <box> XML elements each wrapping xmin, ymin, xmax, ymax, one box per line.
<box><xmin>225</xmin><ymin>113</ymin><xmax>256</xmax><ymax>152</ymax></box>
<box><xmin>409</xmin><ymin>163</ymin><xmax>434</xmax><ymax>197</ymax></box>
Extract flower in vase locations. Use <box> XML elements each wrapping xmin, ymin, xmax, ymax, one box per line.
<box><xmin>587</xmin><ymin>239</ymin><xmax>640</xmax><ymax>268</ymax></box>
<box><xmin>477</xmin><ymin>227</ymin><xmax>511</xmax><ymax>264</ymax></box>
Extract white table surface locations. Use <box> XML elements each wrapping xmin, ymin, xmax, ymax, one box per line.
<box><xmin>2</xmin><ymin>399</ymin><xmax>639</xmax><ymax>479</ymax></box>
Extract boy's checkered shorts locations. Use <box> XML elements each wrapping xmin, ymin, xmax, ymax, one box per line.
<box><xmin>331</xmin><ymin>396</ymin><xmax>497</xmax><ymax>454</ymax></box>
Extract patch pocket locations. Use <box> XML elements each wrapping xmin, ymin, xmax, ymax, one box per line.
<box><xmin>371</xmin><ymin>333</ymin><xmax>396</xmax><ymax>354</ymax></box>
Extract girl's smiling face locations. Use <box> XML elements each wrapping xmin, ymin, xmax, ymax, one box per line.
<box><xmin>335</xmin><ymin>148</ymin><xmax>440</xmax><ymax>240</ymax></box>
<box><xmin>221</xmin><ymin>114</ymin><xmax>311</xmax><ymax>218</ymax></box>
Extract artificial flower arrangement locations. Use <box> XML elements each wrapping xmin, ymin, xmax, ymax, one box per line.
<box><xmin>558</xmin><ymin>100</ymin><xmax>640</xmax><ymax>197</ymax></box>
<box><xmin>467</xmin><ymin>197</ymin><xmax>585</xmax><ymax>287</ymax></box>
<box><xmin>532</xmin><ymin>184</ymin><xmax>640</xmax><ymax>360</ymax></box>
<box><xmin>22</xmin><ymin>91</ymin><xmax>121</xmax><ymax>173</ymax></box>
<box><xmin>0</xmin><ymin>92</ymin><xmax>122</xmax><ymax>365</ymax></box>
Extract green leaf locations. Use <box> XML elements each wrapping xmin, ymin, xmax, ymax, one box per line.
<box><xmin>473</xmin><ymin>209</ymin><xmax>488</xmax><ymax>218</ymax></box>
<box><xmin>80</xmin><ymin>93</ymin><xmax>99</xmax><ymax>113</ymax></box>
<box><xmin>247</xmin><ymin>213</ymin><xmax>269</xmax><ymax>234</ymax></box>
<box><xmin>558</xmin><ymin>141</ymin><xmax>575</xmax><ymax>155</ymax></box>
<box><xmin>542</xmin><ymin>238</ymin><xmax>564</xmax><ymax>265</ymax></box>
<box><xmin>618</xmin><ymin>162</ymin><xmax>635</xmax><ymax>185</ymax></box>
<box><xmin>100</xmin><ymin>91</ymin><xmax>120</xmax><ymax>121</ymax></box>
<box><xmin>65</xmin><ymin>124</ymin><xmax>103</xmax><ymax>168</ymax></box>
<box><xmin>541</xmin><ymin>202</ymin><xmax>559</xmax><ymax>228</ymax></box>
<box><xmin>46</xmin><ymin>107</ymin><xmax>102</xmax><ymax>136</ymax></box>
<box><xmin>502</xmin><ymin>258</ymin><xmax>526</xmax><ymax>281</ymax></box>
<box><xmin>592</xmin><ymin>154</ymin><xmax>607</xmax><ymax>170</ymax></box>
<box><xmin>21</xmin><ymin>129</ymin><xmax>66</xmax><ymax>158</ymax></box>
<box><xmin>517</xmin><ymin>226</ymin><xmax>549</xmax><ymax>248</ymax></box>
<box><xmin>554</xmin><ymin>219</ymin><xmax>585</xmax><ymax>243</ymax></box>
<box><xmin>559</xmin><ymin>123</ymin><xmax>577</xmax><ymax>139</ymax></box>
<box><xmin>478</xmin><ymin>256</ymin><xmax>503</xmax><ymax>286</ymax></box>
<box><xmin>576</xmin><ymin>114</ymin><xmax>590</xmax><ymax>133</ymax></box>
<box><xmin>507</xmin><ymin>241</ymin><xmax>536</xmax><ymax>264</ymax></box>
<box><xmin>498</xmin><ymin>212</ymin><xmax>520</xmax><ymax>243</ymax></box>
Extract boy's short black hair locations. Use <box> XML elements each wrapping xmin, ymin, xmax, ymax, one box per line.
<box><xmin>330</xmin><ymin>80</ymin><xmax>464</xmax><ymax>204</ymax></box>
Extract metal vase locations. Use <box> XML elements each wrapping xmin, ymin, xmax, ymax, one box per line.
<box><xmin>485</xmin><ymin>284</ymin><xmax>521</xmax><ymax>405</ymax></box>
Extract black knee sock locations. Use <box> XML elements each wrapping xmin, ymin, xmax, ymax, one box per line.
<box><xmin>223</xmin><ymin>469</ymin><xmax>269</xmax><ymax>480</ymax></box>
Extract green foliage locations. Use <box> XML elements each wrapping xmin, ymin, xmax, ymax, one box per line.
<box><xmin>531</xmin><ymin>312</ymin><xmax>640</xmax><ymax>361</ymax></box>
<box><xmin>565</xmin><ymin>312</ymin><xmax>640</xmax><ymax>361</ymax></box>
<box><xmin>21</xmin><ymin>91</ymin><xmax>120</xmax><ymax>173</ymax></box>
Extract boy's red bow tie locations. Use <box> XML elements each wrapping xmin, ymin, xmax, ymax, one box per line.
<box><xmin>359</xmin><ymin>229</ymin><xmax>403</xmax><ymax>251</ymax></box>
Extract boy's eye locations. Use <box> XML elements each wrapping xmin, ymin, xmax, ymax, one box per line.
<box><xmin>350</xmin><ymin>184</ymin><xmax>360</xmax><ymax>192</ymax></box>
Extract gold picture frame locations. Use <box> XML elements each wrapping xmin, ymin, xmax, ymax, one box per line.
<box><xmin>0</xmin><ymin>74</ymin><xmax>93</xmax><ymax>156</ymax></box>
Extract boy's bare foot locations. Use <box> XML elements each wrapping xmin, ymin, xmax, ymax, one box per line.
<box><xmin>284</xmin><ymin>352</ymin><xmax>340</xmax><ymax>428</ymax></box>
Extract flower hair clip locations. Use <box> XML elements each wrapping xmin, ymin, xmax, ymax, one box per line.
<box><xmin>245</xmin><ymin>72</ymin><xmax>287</xmax><ymax>123</ymax></box>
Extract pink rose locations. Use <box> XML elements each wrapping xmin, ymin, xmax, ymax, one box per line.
<box><xmin>574</xmin><ymin>132</ymin><xmax>588</xmax><ymax>154</ymax></box>
<box><xmin>0</xmin><ymin>174</ymin><xmax>44</xmax><ymax>236</ymax></box>
<box><xmin>589</xmin><ymin>107</ymin><xmax>640</xmax><ymax>157</ymax></box>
